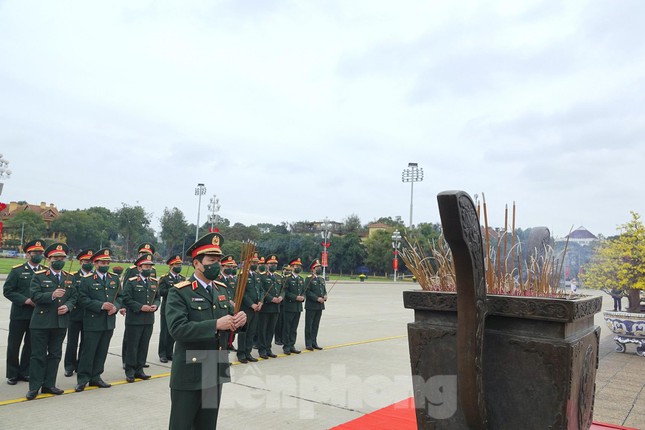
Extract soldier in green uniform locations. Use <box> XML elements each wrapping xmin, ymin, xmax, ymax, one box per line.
<box><xmin>26</xmin><ymin>243</ymin><xmax>78</xmax><ymax>400</ymax></box>
<box><xmin>64</xmin><ymin>248</ymin><xmax>95</xmax><ymax>377</ymax></box>
<box><xmin>219</xmin><ymin>255</ymin><xmax>238</xmax><ymax>351</ymax></box>
<box><xmin>236</xmin><ymin>253</ymin><xmax>262</xmax><ymax>363</ymax></box>
<box><xmin>304</xmin><ymin>259</ymin><xmax>327</xmax><ymax>351</ymax></box>
<box><xmin>273</xmin><ymin>264</ymin><xmax>287</xmax><ymax>346</ymax></box>
<box><xmin>282</xmin><ymin>258</ymin><xmax>305</xmax><ymax>355</ymax></box>
<box><xmin>121</xmin><ymin>242</ymin><xmax>156</xmax><ymax>369</ymax></box>
<box><xmin>157</xmin><ymin>255</ymin><xmax>185</xmax><ymax>363</ymax></box>
<box><xmin>75</xmin><ymin>248</ymin><xmax>122</xmax><ymax>392</ymax></box>
<box><xmin>258</xmin><ymin>254</ymin><xmax>284</xmax><ymax>359</ymax></box>
<box><xmin>3</xmin><ymin>239</ymin><xmax>46</xmax><ymax>385</ymax></box>
<box><xmin>166</xmin><ymin>232</ymin><xmax>247</xmax><ymax>430</ymax></box>
<box><xmin>122</xmin><ymin>253</ymin><xmax>160</xmax><ymax>382</ymax></box>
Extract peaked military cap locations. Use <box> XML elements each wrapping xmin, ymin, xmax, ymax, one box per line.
<box><xmin>76</xmin><ymin>249</ymin><xmax>95</xmax><ymax>261</ymax></box>
<box><xmin>137</xmin><ymin>242</ymin><xmax>155</xmax><ymax>255</ymax></box>
<box><xmin>186</xmin><ymin>232</ymin><xmax>224</xmax><ymax>259</ymax></box>
<box><xmin>266</xmin><ymin>255</ymin><xmax>279</xmax><ymax>264</ymax></box>
<box><xmin>24</xmin><ymin>239</ymin><xmax>46</xmax><ymax>253</ymax></box>
<box><xmin>251</xmin><ymin>252</ymin><xmax>260</xmax><ymax>262</ymax></box>
<box><xmin>221</xmin><ymin>255</ymin><xmax>237</xmax><ymax>266</ymax></box>
<box><xmin>166</xmin><ymin>255</ymin><xmax>182</xmax><ymax>265</ymax></box>
<box><xmin>45</xmin><ymin>242</ymin><xmax>69</xmax><ymax>258</ymax></box>
<box><xmin>258</xmin><ymin>256</ymin><xmax>266</xmax><ymax>264</ymax></box>
<box><xmin>136</xmin><ymin>254</ymin><xmax>155</xmax><ymax>266</ymax></box>
<box><xmin>92</xmin><ymin>248</ymin><xmax>113</xmax><ymax>262</ymax></box>
<box><xmin>310</xmin><ymin>259</ymin><xmax>322</xmax><ymax>270</ymax></box>
<box><xmin>290</xmin><ymin>257</ymin><xmax>303</xmax><ymax>266</ymax></box>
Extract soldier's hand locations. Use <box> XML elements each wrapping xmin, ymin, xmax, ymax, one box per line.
<box><xmin>257</xmin><ymin>302</ymin><xmax>263</xmax><ymax>311</ymax></box>
<box><xmin>271</xmin><ymin>297</ymin><xmax>280</xmax><ymax>304</ymax></box>
<box><xmin>323</xmin><ymin>295</ymin><xmax>328</xmax><ymax>301</ymax></box>
<box><xmin>24</xmin><ymin>298</ymin><xmax>35</xmax><ymax>307</ymax></box>
<box><xmin>107</xmin><ymin>307</ymin><xmax>118</xmax><ymax>315</ymax></box>
<box><xmin>317</xmin><ymin>297</ymin><xmax>324</xmax><ymax>303</ymax></box>
<box><xmin>277</xmin><ymin>296</ymin><xmax>283</xmax><ymax>303</ymax></box>
<box><xmin>216</xmin><ymin>315</ymin><xmax>234</xmax><ymax>331</ymax></box>
<box><xmin>141</xmin><ymin>305</ymin><xmax>152</xmax><ymax>312</ymax></box>
<box><xmin>101</xmin><ymin>302</ymin><xmax>116</xmax><ymax>312</ymax></box>
<box><xmin>150</xmin><ymin>305</ymin><xmax>158</xmax><ymax>312</ymax></box>
<box><xmin>233</xmin><ymin>311</ymin><xmax>247</xmax><ymax>329</ymax></box>
<box><xmin>251</xmin><ymin>304</ymin><xmax>259</xmax><ymax>311</ymax></box>
<box><xmin>119</xmin><ymin>308</ymin><xmax>127</xmax><ymax>316</ymax></box>
<box><xmin>57</xmin><ymin>305</ymin><xmax>69</xmax><ymax>315</ymax></box>
<box><xmin>52</xmin><ymin>288</ymin><xmax>66</xmax><ymax>299</ymax></box>
<box><xmin>297</xmin><ymin>295</ymin><xmax>304</xmax><ymax>302</ymax></box>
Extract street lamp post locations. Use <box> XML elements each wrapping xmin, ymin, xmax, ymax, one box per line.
<box><xmin>195</xmin><ymin>183</ymin><xmax>206</xmax><ymax>241</ymax></box>
<box><xmin>401</xmin><ymin>162</ymin><xmax>424</xmax><ymax>229</ymax></box>
<box><xmin>392</xmin><ymin>229</ymin><xmax>402</xmax><ymax>282</ymax></box>
<box><xmin>320</xmin><ymin>218</ymin><xmax>331</xmax><ymax>280</ymax></box>
<box><xmin>208</xmin><ymin>195</ymin><xmax>220</xmax><ymax>232</ymax></box>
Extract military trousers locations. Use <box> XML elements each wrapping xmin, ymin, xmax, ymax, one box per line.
<box><xmin>29</xmin><ymin>328</ymin><xmax>66</xmax><ymax>391</ymax></box>
<box><xmin>237</xmin><ymin>308</ymin><xmax>259</xmax><ymax>361</ymax></box>
<box><xmin>125</xmin><ymin>324</ymin><xmax>153</xmax><ymax>376</ymax></box>
<box><xmin>64</xmin><ymin>320</ymin><xmax>83</xmax><ymax>372</ymax></box>
<box><xmin>274</xmin><ymin>304</ymin><xmax>284</xmax><ymax>343</ymax></box>
<box><xmin>158</xmin><ymin>300</ymin><xmax>174</xmax><ymax>360</ymax></box>
<box><xmin>258</xmin><ymin>312</ymin><xmax>278</xmax><ymax>356</ymax></box>
<box><xmin>169</xmin><ymin>385</ymin><xmax>223</xmax><ymax>430</ymax></box>
<box><xmin>282</xmin><ymin>311</ymin><xmax>301</xmax><ymax>351</ymax></box>
<box><xmin>77</xmin><ymin>329</ymin><xmax>113</xmax><ymax>384</ymax></box>
<box><xmin>305</xmin><ymin>309</ymin><xmax>323</xmax><ymax>348</ymax></box>
<box><xmin>6</xmin><ymin>318</ymin><xmax>31</xmax><ymax>379</ymax></box>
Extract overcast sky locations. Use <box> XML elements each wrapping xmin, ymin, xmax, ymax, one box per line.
<box><xmin>1</xmin><ymin>0</ymin><xmax>643</xmax><ymax>239</ymax></box>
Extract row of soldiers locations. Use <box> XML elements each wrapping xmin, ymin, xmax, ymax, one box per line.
<box><xmin>2</xmin><ymin>236</ymin><xmax>328</xmax><ymax>402</ymax></box>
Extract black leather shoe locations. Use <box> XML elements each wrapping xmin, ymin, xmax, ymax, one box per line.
<box><xmin>275</xmin><ymin>341</ymin><xmax>283</xmax><ymax>345</ymax></box>
<box><xmin>89</xmin><ymin>379</ymin><xmax>111</xmax><ymax>388</ymax></box>
<box><xmin>259</xmin><ymin>354</ymin><xmax>269</xmax><ymax>359</ymax></box>
<box><xmin>306</xmin><ymin>346</ymin><xmax>314</xmax><ymax>351</ymax></box>
<box><xmin>26</xmin><ymin>390</ymin><xmax>39</xmax><ymax>400</ymax></box>
<box><xmin>42</xmin><ymin>386</ymin><xmax>64</xmax><ymax>395</ymax></box>
<box><xmin>126</xmin><ymin>376</ymin><xmax>135</xmax><ymax>383</ymax></box>
<box><xmin>313</xmin><ymin>345</ymin><xmax>323</xmax><ymax>350</ymax></box>
<box><xmin>159</xmin><ymin>357</ymin><xmax>168</xmax><ymax>363</ymax></box>
<box><xmin>283</xmin><ymin>350</ymin><xmax>291</xmax><ymax>355</ymax></box>
<box><xmin>74</xmin><ymin>383</ymin><xmax>86</xmax><ymax>392</ymax></box>
<box><xmin>247</xmin><ymin>356</ymin><xmax>258</xmax><ymax>362</ymax></box>
<box><xmin>291</xmin><ymin>349</ymin><xmax>301</xmax><ymax>354</ymax></box>
<box><xmin>134</xmin><ymin>373</ymin><xmax>151</xmax><ymax>380</ymax></box>
<box><xmin>7</xmin><ymin>378</ymin><xmax>18</xmax><ymax>385</ymax></box>
<box><xmin>238</xmin><ymin>358</ymin><xmax>248</xmax><ymax>364</ymax></box>
<box><xmin>267</xmin><ymin>352</ymin><xmax>277</xmax><ymax>358</ymax></box>
<box><xmin>19</xmin><ymin>376</ymin><xmax>29</xmax><ymax>382</ymax></box>
<box><xmin>64</xmin><ymin>370</ymin><xmax>74</xmax><ymax>377</ymax></box>
<box><xmin>143</xmin><ymin>364</ymin><xmax>150</xmax><ymax>368</ymax></box>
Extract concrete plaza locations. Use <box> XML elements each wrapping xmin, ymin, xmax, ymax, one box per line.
<box><xmin>0</xmin><ymin>279</ymin><xmax>643</xmax><ymax>429</ymax></box>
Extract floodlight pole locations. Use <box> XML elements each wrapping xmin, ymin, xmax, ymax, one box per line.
<box><xmin>401</xmin><ymin>162</ymin><xmax>424</xmax><ymax>229</ymax></box>
<box><xmin>195</xmin><ymin>183</ymin><xmax>206</xmax><ymax>241</ymax></box>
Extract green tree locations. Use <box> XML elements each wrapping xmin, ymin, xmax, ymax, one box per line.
<box><xmin>51</xmin><ymin>207</ymin><xmax>118</xmax><ymax>251</ymax></box>
<box><xmin>117</xmin><ymin>204</ymin><xmax>153</xmax><ymax>259</ymax></box>
<box><xmin>4</xmin><ymin>211</ymin><xmax>46</xmax><ymax>248</ymax></box>
<box><xmin>329</xmin><ymin>233</ymin><xmax>366</xmax><ymax>274</ymax></box>
<box><xmin>342</xmin><ymin>214</ymin><xmax>363</xmax><ymax>234</ymax></box>
<box><xmin>160</xmin><ymin>207</ymin><xmax>190</xmax><ymax>256</ymax></box>
<box><xmin>364</xmin><ymin>230</ymin><xmax>394</xmax><ymax>276</ymax></box>
<box><xmin>581</xmin><ymin>212</ymin><xmax>645</xmax><ymax>312</ymax></box>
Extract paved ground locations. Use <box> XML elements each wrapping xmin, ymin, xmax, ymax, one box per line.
<box><xmin>0</xmin><ymin>278</ymin><xmax>643</xmax><ymax>429</ymax></box>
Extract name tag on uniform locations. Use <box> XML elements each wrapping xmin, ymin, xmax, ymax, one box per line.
<box><xmin>191</xmin><ymin>298</ymin><xmax>205</xmax><ymax>302</ymax></box>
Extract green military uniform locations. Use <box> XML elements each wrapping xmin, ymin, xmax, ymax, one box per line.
<box><xmin>166</xmin><ymin>232</ymin><xmax>236</xmax><ymax>430</ymax></box>
<box><xmin>274</xmin><ymin>270</ymin><xmax>285</xmax><ymax>345</ymax></box>
<box><xmin>75</xmin><ymin>248</ymin><xmax>122</xmax><ymax>390</ymax></box>
<box><xmin>237</xmin><ymin>255</ymin><xmax>262</xmax><ymax>363</ymax></box>
<box><xmin>64</xmin><ymin>249</ymin><xmax>95</xmax><ymax>376</ymax></box>
<box><xmin>282</xmin><ymin>258</ymin><xmax>305</xmax><ymax>354</ymax></box>
<box><xmin>28</xmin><ymin>243</ymin><xmax>77</xmax><ymax>397</ymax></box>
<box><xmin>219</xmin><ymin>255</ymin><xmax>238</xmax><ymax>351</ymax></box>
<box><xmin>120</xmin><ymin>242</ymin><xmax>156</xmax><ymax>368</ymax></box>
<box><xmin>158</xmin><ymin>255</ymin><xmax>185</xmax><ymax>362</ymax></box>
<box><xmin>304</xmin><ymin>259</ymin><xmax>327</xmax><ymax>350</ymax></box>
<box><xmin>257</xmin><ymin>255</ymin><xmax>285</xmax><ymax>358</ymax></box>
<box><xmin>3</xmin><ymin>239</ymin><xmax>46</xmax><ymax>383</ymax></box>
<box><xmin>122</xmin><ymin>253</ymin><xmax>160</xmax><ymax>381</ymax></box>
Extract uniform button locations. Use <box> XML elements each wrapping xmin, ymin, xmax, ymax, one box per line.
<box><xmin>213</xmin><ymin>305</ymin><xmax>217</xmax><ymax>309</ymax></box>
<box><xmin>198</xmin><ymin>306</ymin><xmax>202</xmax><ymax>310</ymax></box>
<box><xmin>192</xmin><ymin>357</ymin><xmax>197</xmax><ymax>363</ymax></box>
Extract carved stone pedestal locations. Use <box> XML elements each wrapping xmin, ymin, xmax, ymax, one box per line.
<box><xmin>404</xmin><ymin>291</ymin><xmax>602</xmax><ymax>430</ymax></box>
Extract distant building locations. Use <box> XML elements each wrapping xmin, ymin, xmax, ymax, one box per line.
<box><xmin>0</xmin><ymin>201</ymin><xmax>60</xmax><ymax>228</ymax></box>
<box><xmin>366</xmin><ymin>222</ymin><xmax>391</xmax><ymax>238</ymax></box>
<box><xmin>564</xmin><ymin>226</ymin><xmax>598</xmax><ymax>246</ymax></box>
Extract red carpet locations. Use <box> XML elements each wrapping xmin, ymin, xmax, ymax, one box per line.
<box><xmin>330</xmin><ymin>398</ymin><xmax>635</xmax><ymax>430</ymax></box>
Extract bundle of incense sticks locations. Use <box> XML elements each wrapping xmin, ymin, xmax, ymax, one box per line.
<box><xmin>233</xmin><ymin>240</ymin><xmax>256</xmax><ymax>314</ymax></box>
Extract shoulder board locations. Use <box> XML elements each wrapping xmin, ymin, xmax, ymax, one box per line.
<box><xmin>128</xmin><ymin>276</ymin><xmax>138</xmax><ymax>281</ymax></box>
<box><xmin>307</xmin><ymin>274</ymin><xmax>313</xmax><ymax>278</ymax></box>
<box><xmin>213</xmin><ymin>280</ymin><xmax>227</xmax><ymax>289</ymax></box>
<box><xmin>62</xmin><ymin>270</ymin><xmax>69</xmax><ymax>276</ymax></box>
<box><xmin>13</xmin><ymin>263</ymin><xmax>24</xmax><ymax>269</ymax></box>
<box><xmin>174</xmin><ymin>281</ymin><xmax>190</xmax><ymax>289</ymax></box>
<box><xmin>83</xmin><ymin>273</ymin><xmax>94</xmax><ymax>278</ymax></box>
<box><xmin>150</xmin><ymin>277</ymin><xmax>158</xmax><ymax>282</ymax></box>
<box><xmin>128</xmin><ymin>265</ymin><xmax>136</xmax><ymax>269</ymax></box>
<box><xmin>35</xmin><ymin>269</ymin><xmax>47</xmax><ymax>275</ymax></box>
